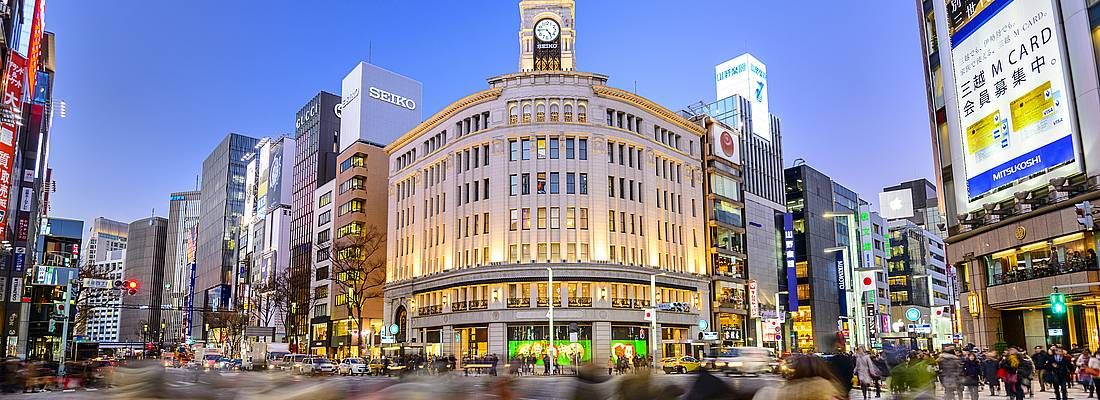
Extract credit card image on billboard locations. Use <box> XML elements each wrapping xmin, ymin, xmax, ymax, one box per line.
<box><xmin>966</xmin><ymin>110</ymin><xmax>1004</xmax><ymax>162</ymax></box>
<box><xmin>1010</xmin><ymin>81</ymin><xmax>1056</xmax><ymax>134</ymax></box>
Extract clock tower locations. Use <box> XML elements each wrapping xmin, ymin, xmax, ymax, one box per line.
<box><xmin>518</xmin><ymin>0</ymin><xmax>575</xmax><ymax>72</ymax></box>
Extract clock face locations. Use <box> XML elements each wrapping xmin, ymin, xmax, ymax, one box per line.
<box><xmin>535</xmin><ymin>19</ymin><xmax>560</xmax><ymax>42</ymax></box>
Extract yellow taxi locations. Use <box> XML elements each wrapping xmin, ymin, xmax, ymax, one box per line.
<box><xmin>661</xmin><ymin>355</ymin><xmax>701</xmax><ymax>374</ymax></box>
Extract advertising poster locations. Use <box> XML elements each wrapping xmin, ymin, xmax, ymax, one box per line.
<box><xmin>947</xmin><ymin>0</ymin><xmax>1079</xmax><ymax>209</ymax></box>
<box><xmin>15</xmin><ymin>217</ymin><xmax>27</xmax><ymax>241</ymax></box>
<box><xmin>715</xmin><ymin>53</ymin><xmax>769</xmax><ymax>140</ymax></box>
<box><xmin>783</xmin><ymin>213</ymin><xmax>798</xmax><ymax>311</ymax></box>
<box><xmin>835</xmin><ymin>251</ymin><xmax>847</xmax><ymax>316</ymax></box>
<box><xmin>267</xmin><ymin>140</ymin><xmax>284</xmax><ymax>208</ymax></box>
<box><xmin>0</xmin><ymin>51</ymin><xmax>28</xmax><ymax>240</ymax></box>
<box><xmin>709</xmin><ymin>123</ymin><xmax>740</xmax><ymax>164</ymax></box>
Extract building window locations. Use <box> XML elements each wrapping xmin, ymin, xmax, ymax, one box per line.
<box><xmin>565</xmin><ymin>138</ymin><xmax>575</xmax><ymax>159</ymax></box>
<box><xmin>549</xmin><ymin>207</ymin><xmax>560</xmax><ymax>229</ymax></box>
<box><xmin>510</xmin><ymin>174</ymin><xmax>519</xmax><ymax>196</ymax></box>
<box><xmin>317</xmin><ymin>210</ymin><xmax>331</xmax><ymax>226</ymax></box>
<box><xmin>340</xmin><ymin>153</ymin><xmax>366</xmax><ymax>171</ymax></box>
<box><xmin>338</xmin><ymin>222</ymin><xmax>363</xmax><ymax>237</ymax></box>
<box><xmin>316</xmin><ymin>229</ymin><xmax>330</xmax><ymax>244</ymax></box>
<box><xmin>340</xmin><ymin>176</ymin><xmax>366</xmax><ymax>194</ymax></box>
<box><xmin>522</xmin><ymin>173</ymin><xmax>531</xmax><ymax>195</ymax></box>
<box><xmin>521</xmin><ymin>139</ymin><xmax>532</xmax><ymax>160</ymax></box>
<box><xmin>510</xmin><ymin>209</ymin><xmax>519</xmax><ymax>231</ymax></box>
<box><xmin>537</xmin><ymin>138</ymin><xmax>547</xmax><ymax>159</ymax></box>
<box><xmin>579</xmin><ymin>208</ymin><xmax>589</xmax><ymax>229</ymax></box>
<box><xmin>318</xmin><ymin>191</ymin><xmax>332</xmax><ymax>207</ymax></box>
<box><xmin>509</xmin><ymin>140</ymin><xmax>519</xmax><ymax>161</ymax></box>
<box><xmin>578</xmin><ymin>139</ymin><xmax>588</xmax><ymax>160</ymax></box>
<box><xmin>537</xmin><ymin>172</ymin><xmax>547</xmax><ymax>194</ymax></box>
<box><xmin>522</xmin><ymin>208</ymin><xmax>532</xmax><ymax>230</ymax></box>
<box><xmin>338</xmin><ymin>199</ymin><xmax>364</xmax><ymax>216</ymax></box>
<box><xmin>566</xmin><ymin>173</ymin><xmax>575</xmax><ymax>194</ymax></box>
<box><xmin>579</xmin><ymin>173</ymin><xmax>588</xmax><ymax>194</ymax></box>
<box><xmin>549</xmin><ymin>172</ymin><xmax>560</xmax><ymax>194</ymax></box>
<box><xmin>549</xmin><ymin>138</ymin><xmax>559</xmax><ymax>159</ymax></box>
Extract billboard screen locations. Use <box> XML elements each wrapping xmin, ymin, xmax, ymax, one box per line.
<box><xmin>267</xmin><ymin>140</ymin><xmax>284</xmax><ymax>208</ymax></box>
<box><xmin>715</xmin><ymin>53</ymin><xmax>769</xmax><ymax>141</ymax></box>
<box><xmin>947</xmin><ymin>0</ymin><xmax>1079</xmax><ymax>211</ymax></box>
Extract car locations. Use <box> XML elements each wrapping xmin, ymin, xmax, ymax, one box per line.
<box><xmin>661</xmin><ymin>356</ymin><xmax>701</xmax><ymax>374</ymax></box>
<box><xmin>202</xmin><ymin>354</ymin><xmax>223</xmax><ymax>370</ymax></box>
<box><xmin>300</xmin><ymin>357</ymin><xmax>335</xmax><ymax>375</ymax></box>
<box><xmin>703</xmin><ymin>347</ymin><xmax>773</xmax><ymax>374</ymax></box>
<box><xmin>338</xmin><ymin>358</ymin><xmax>367</xmax><ymax>375</ymax></box>
<box><xmin>277</xmin><ymin>354</ymin><xmax>308</xmax><ymax>371</ymax></box>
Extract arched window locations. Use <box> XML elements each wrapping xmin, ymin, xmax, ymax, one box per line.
<box><xmin>577</xmin><ymin>104</ymin><xmax>588</xmax><ymax>123</ymax></box>
<box><xmin>550</xmin><ymin>104</ymin><xmax>560</xmax><ymax>122</ymax></box>
<box><xmin>564</xmin><ymin>104</ymin><xmax>574</xmax><ymax>122</ymax></box>
<box><xmin>536</xmin><ymin>104</ymin><xmax>546</xmax><ymax>122</ymax></box>
<box><xmin>522</xmin><ymin>104</ymin><xmax>532</xmax><ymax>124</ymax></box>
<box><xmin>509</xmin><ymin>106</ymin><xmax>518</xmax><ymax>125</ymax></box>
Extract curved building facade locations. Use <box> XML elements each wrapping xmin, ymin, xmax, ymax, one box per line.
<box><xmin>383</xmin><ymin>70</ymin><xmax>711</xmax><ymax>365</ymax></box>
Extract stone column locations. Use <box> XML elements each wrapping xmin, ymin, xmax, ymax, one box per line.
<box><xmin>442</xmin><ymin>325</ymin><xmax>454</xmax><ymax>357</ymax></box>
<box><xmin>489</xmin><ymin>322</ymin><xmax>507</xmax><ymax>359</ymax></box>
<box><xmin>593</xmin><ymin>321</ymin><xmax>611</xmax><ymax>372</ymax></box>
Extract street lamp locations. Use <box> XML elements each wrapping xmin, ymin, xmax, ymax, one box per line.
<box><xmin>546</xmin><ymin>267</ymin><xmax>555</xmax><ymax>375</ymax></box>
<box><xmin>650</xmin><ymin>272</ymin><xmax>666</xmax><ymax>366</ymax></box>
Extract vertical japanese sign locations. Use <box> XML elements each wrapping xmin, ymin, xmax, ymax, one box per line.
<box><xmin>748</xmin><ymin>280</ymin><xmax>759</xmax><ymax>318</ymax></box>
<box><xmin>24</xmin><ymin>0</ymin><xmax>45</xmax><ymax>97</ymax></box>
<box><xmin>783</xmin><ymin>213</ymin><xmax>798</xmax><ymax>311</ymax></box>
<box><xmin>0</xmin><ymin>52</ymin><xmax>28</xmax><ymax>239</ymax></box>
<box><xmin>947</xmin><ymin>0</ymin><xmax>1079</xmax><ymax>210</ymax></box>
<box><xmin>836</xmin><ymin>251</ymin><xmax>847</xmax><ymax>317</ymax></box>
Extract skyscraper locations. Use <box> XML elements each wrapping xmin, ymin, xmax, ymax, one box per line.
<box><xmin>120</xmin><ymin>217</ymin><xmax>168</xmax><ymax>344</ymax></box>
<box><xmin>164</xmin><ymin>191</ymin><xmax>200</xmax><ymax>342</ymax></box>
<box><xmin>196</xmin><ymin>133</ymin><xmax>259</xmax><ymax>339</ymax></box>
<box><xmin>85</xmin><ymin>249</ymin><xmax>125</xmax><ymax>343</ymax></box>
<box><xmin>240</xmin><ymin>136</ymin><xmax>295</xmax><ymax>336</ymax></box>
<box><xmin>289</xmin><ymin>92</ymin><xmax>340</xmax><ymax>348</ymax></box>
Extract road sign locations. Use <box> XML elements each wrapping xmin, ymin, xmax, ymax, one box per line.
<box><xmin>82</xmin><ymin>278</ymin><xmax>111</xmax><ymax>289</ymax></box>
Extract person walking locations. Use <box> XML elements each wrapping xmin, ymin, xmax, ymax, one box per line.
<box><xmin>1033</xmin><ymin>346</ymin><xmax>1050</xmax><ymax>393</ymax></box>
<box><xmin>1019</xmin><ymin>351</ymin><xmax>1035</xmax><ymax>398</ymax></box>
<box><xmin>1078</xmin><ymin>349</ymin><xmax>1095</xmax><ymax>397</ymax></box>
<box><xmin>983</xmin><ymin>350</ymin><xmax>1002</xmax><ymax>396</ymax></box>
<box><xmin>1089</xmin><ymin>351</ymin><xmax>1100</xmax><ymax>398</ymax></box>
<box><xmin>872</xmin><ymin>351</ymin><xmax>889</xmax><ymax>398</ymax></box>
<box><xmin>1002</xmin><ymin>347</ymin><xmax>1024</xmax><ymax>400</ymax></box>
<box><xmin>961</xmin><ymin>352</ymin><xmax>982</xmax><ymax>400</ymax></box>
<box><xmin>938</xmin><ymin>348</ymin><xmax>963</xmax><ymax>400</ymax></box>
<box><xmin>855</xmin><ymin>347</ymin><xmax>881</xmax><ymax>400</ymax></box>
<box><xmin>1046</xmin><ymin>348</ymin><xmax>1074</xmax><ymax>400</ymax></box>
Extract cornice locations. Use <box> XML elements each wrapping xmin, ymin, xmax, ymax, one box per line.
<box><xmin>385</xmin><ymin>88</ymin><xmax>504</xmax><ymax>154</ymax></box>
<box><xmin>591</xmin><ymin>85</ymin><xmax>705</xmax><ymax>136</ymax></box>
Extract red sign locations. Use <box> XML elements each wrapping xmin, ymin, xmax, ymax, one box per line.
<box><xmin>24</xmin><ymin>0</ymin><xmax>45</xmax><ymax>95</ymax></box>
<box><xmin>0</xmin><ymin>52</ymin><xmax>28</xmax><ymax>239</ymax></box>
<box><xmin>719</xmin><ymin>131</ymin><xmax>736</xmax><ymax>158</ymax></box>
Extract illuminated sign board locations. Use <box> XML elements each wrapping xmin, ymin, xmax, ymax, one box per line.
<box><xmin>783</xmin><ymin>213</ymin><xmax>797</xmax><ymax>311</ymax></box>
<box><xmin>946</xmin><ymin>0</ymin><xmax>1080</xmax><ymax>212</ymax></box>
<box><xmin>709</xmin><ymin>122</ymin><xmax>739</xmax><ymax>164</ymax></box>
<box><xmin>0</xmin><ymin>52</ymin><xmax>29</xmax><ymax>239</ymax></box>
<box><xmin>715</xmin><ymin>53</ymin><xmax>769</xmax><ymax>141</ymax></box>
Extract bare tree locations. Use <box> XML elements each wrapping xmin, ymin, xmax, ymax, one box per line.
<box><xmin>326</xmin><ymin>225</ymin><xmax>386</xmax><ymax>355</ymax></box>
<box><xmin>273</xmin><ymin>268</ymin><xmax>316</xmax><ymax>347</ymax></box>
<box><xmin>245</xmin><ymin>280</ymin><xmax>280</xmax><ymax>331</ymax></box>
<box><xmin>202</xmin><ymin>299</ymin><xmax>250</xmax><ymax>357</ymax></box>
<box><xmin>73</xmin><ymin>260</ymin><xmax>114</xmax><ymax>336</ymax></box>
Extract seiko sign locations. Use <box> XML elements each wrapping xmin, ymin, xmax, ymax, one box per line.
<box><xmin>368</xmin><ymin>86</ymin><xmax>416</xmax><ymax>110</ymax></box>
<box><xmin>335</xmin><ymin>88</ymin><xmax>360</xmax><ymax>117</ymax></box>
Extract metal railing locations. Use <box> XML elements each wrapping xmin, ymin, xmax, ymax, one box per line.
<box><xmin>450</xmin><ymin>301</ymin><xmax>467</xmax><ymax>312</ymax></box>
<box><xmin>420</xmin><ymin>305</ymin><xmax>443</xmax><ymax>316</ymax></box>
<box><xmin>569</xmin><ymin>296</ymin><xmax>593</xmax><ymax>307</ymax></box>
<box><xmin>536</xmin><ymin>297</ymin><xmax>562</xmax><ymax>307</ymax></box>
<box><xmin>507</xmin><ymin>298</ymin><xmax>530</xmax><ymax>308</ymax></box>
<box><xmin>989</xmin><ymin>257</ymin><xmax>1099</xmax><ymax>287</ymax></box>
<box><xmin>469</xmin><ymin>299</ymin><xmax>488</xmax><ymax>310</ymax></box>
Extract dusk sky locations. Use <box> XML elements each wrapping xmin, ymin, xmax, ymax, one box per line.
<box><xmin>46</xmin><ymin>1</ymin><xmax>933</xmax><ymax>226</ymax></box>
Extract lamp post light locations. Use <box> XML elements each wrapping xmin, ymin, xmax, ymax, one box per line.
<box><xmin>546</xmin><ymin>267</ymin><xmax>555</xmax><ymax>375</ymax></box>
<box><xmin>650</xmin><ymin>272</ymin><xmax>666</xmax><ymax>366</ymax></box>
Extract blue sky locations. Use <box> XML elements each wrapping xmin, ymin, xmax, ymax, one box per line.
<box><xmin>46</xmin><ymin>1</ymin><xmax>933</xmax><ymax>225</ymax></box>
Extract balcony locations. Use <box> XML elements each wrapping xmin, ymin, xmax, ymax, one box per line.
<box><xmin>420</xmin><ymin>305</ymin><xmax>442</xmax><ymax>316</ymax></box>
<box><xmin>569</xmin><ymin>296</ymin><xmax>593</xmax><ymax>307</ymax></box>
<box><xmin>536</xmin><ymin>297</ymin><xmax>562</xmax><ymax>307</ymax></box>
<box><xmin>507</xmin><ymin>297</ymin><xmax>530</xmax><ymax>308</ymax></box>
<box><xmin>469</xmin><ymin>299</ymin><xmax>488</xmax><ymax>310</ymax></box>
<box><xmin>717</xmin><ymin>298</ymin><xmax>747</xmax><ymax>311</ymax></box>
<box><xmin>989</xmin><ymin>257</ymin><xmax>1099</xmax><ymax>287</ymax></box>
<box><xmin>450</xmin><ymin>301</ymin><xmax>467</xmax><ymax>312</ymax></box>
<box><xmin>713</xmin><ymin>209</ymin><xmax>744</xmax><ymax>228</ymax></box>
<box><xmin>611</xmin><ymin>298</ymin><xmax>651</xmax><ymax>309</ymax></box>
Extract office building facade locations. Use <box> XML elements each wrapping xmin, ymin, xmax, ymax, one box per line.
<box><xmin>240</xmin><ymin>136</ymin><xmax>295</xmax><ymax>336</ymax></box>
<box><xmin>85</xmin><ymin>249</ymin><xmax>125</xmax><ymax>343</ymax></box>
<box><xmin>164</xmin><ymin>191</ymin><xmax>200</xmax><ymax>341</ymax></box>
<box><xmin>289</xmin><ymin>91</ymin><xmax>340</xmax><ymax>347</ymax></box>
<box><xmin>24</xmin><ymin>217</ymin><xmax>82</xmax><ymax>360</ymax></box>
<box><xmin>383</xmin><ymin>0</ymin><xmax>711</xmax><ymax>364</ymax></box>
<box><xmin>308</xmin><ymin>179</ymin><xmax>335</xmax><ymax>355</ymax></box>
<box><xmin>120</xmin><ymin>217</ymin><xmax>168</xmax><ymax>344</ymax></box>
<box><xmin>196</xmin><ymin>133</ymin><xmax>259</xmax><ymax>339</ymax></box>
<box><xmin>917</xmin><ymin>0</ymin><xmax>1100</xmax><ymax>349</ymax></box>
<box><xmin>83</xmin><ymin>217</ymin><xmax>128</xmax><ymax>266</ymax></box>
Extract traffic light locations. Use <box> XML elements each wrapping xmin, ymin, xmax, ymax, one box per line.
<box><xmin>125</xmin><ymin>280</ymin><xmax>138</xmax><ymax>295</ymax></box>
<box><xmin>1051</xmin><ymin>292</ymin><xmax>1067</xmax><ymax>314</ymax></box>
<box><xmin>1076</xmin><ymin>201</ymin><xmax>1094</xmax><ymax>230</ymax></box>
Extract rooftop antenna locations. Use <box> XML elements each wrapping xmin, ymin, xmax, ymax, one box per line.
<box><xmin>633</xmin><ymin>80</ymin><xmax>637</xmax><ymax>94</ymax></box>
<box><xmin>369</xmin><ymin>41</ymin><xmax>373</xmax><ymax>63</ymax></box>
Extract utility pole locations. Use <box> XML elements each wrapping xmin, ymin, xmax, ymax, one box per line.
<box><xmin>56</xmin><ymin>269</ymin><xmax>75</xmax><ymax>377</ymax></box>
